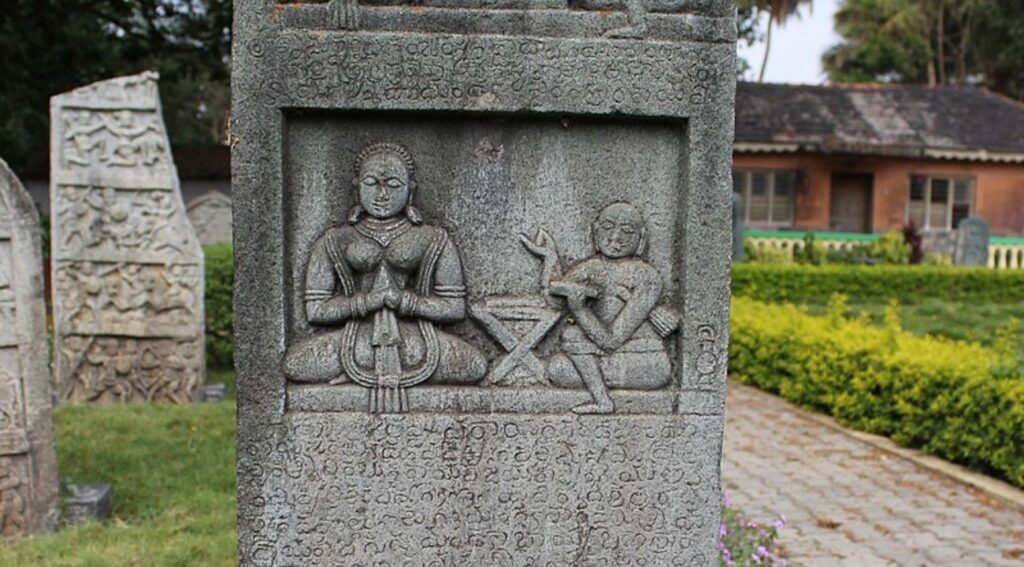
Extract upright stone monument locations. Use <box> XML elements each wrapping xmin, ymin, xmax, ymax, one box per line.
<box><xmin>0</xmin><ymin>159</ymin><xmax>59</xmax><ymax>536</ymax></box>
<box><xmin>50</xmin><ymin>72</ymin><xmax>205</xmax><ymax>404</ymax></box>
<box><xmin>234</xmin><ymin>2</ymin><xmax>736</xmax><ymax>565</ymax></box>
<box><xmin>187</xmin><ymin>191</ymin><xmax>233</xmax><ymax>245</ymax></box>
<box><xmin>954</xmin><ymin>216</ymin><xmax>991</xmax><ymax>267</ymax></box>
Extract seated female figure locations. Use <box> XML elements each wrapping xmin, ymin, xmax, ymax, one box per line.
<box><xmin>284</xmin><ymin>143</ymin><xmax>486</xmax><ymax>395</ymax></box>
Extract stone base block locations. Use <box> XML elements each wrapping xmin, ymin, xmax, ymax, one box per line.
<box><xmin>201</xmin><ymin>383</ymin><xmax>227</xmax><ymax>403</ymax></box>
<box><xmin>64</xmin><ymin>484</ymin><xmax>113</xmax><ymax>525</ymax></box>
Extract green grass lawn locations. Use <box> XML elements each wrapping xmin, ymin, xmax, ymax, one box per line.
<box><xmin>803</xmin><ymin>299</ymin><xmax>1024</xmax><ymax>346</ymax></box>
<box><xmin>0</xmin><ymin>370</ymin><xmax>238</xmax><ymax>567</ymax></box>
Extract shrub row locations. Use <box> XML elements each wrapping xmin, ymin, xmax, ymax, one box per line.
<box><xmin>204</xmin><ymin>243</ymin><xmax>234</xmax><ymax>369</ymax></box>
<box><xmin>732</xmin><ymin>263</ymin><xmax>1024</xmax><ymax>304</ymax></box>
<box><xmin>729</xmin><ymin>296</ymin><xmax>1024</xmax><ymax>487</ymax></box>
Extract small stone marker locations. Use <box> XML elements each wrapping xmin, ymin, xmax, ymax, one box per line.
<box><xmin>187</xmin><ymin>191</ymin><xmax>232</xmax><ymax>245</ymax></box>
<box><xmin>50</xmin><ymin>72</ymin><xmax>206</xmax><ymax>404</ymax></box>
<box><xmin>0</xmin><ymin>158</ymin><xmax>60</xmax><ymax>537</ymax></box>
<box><xmin>954</xmin><ymin>216</ymin><xmax>990</xmax><ymax>267</ymax></box>
<box><xmin>200</xmin><ymin>383</ymin><xmax>226</xmax><ymax>403</ymax></box>
<box><xmin>64</xmin><ymin>484</ymin><xmax>113</xmax><ymax>525</ymax></box>
<box><xmin>234</xmin><ymin>2</ymin><xmax>736</xmax><ymax>565</ymax></box>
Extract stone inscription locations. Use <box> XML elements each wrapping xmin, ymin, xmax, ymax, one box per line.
<box><xmin>254</xmin><ymin>33</ymin><xmax>716</xmax><ymax>113</ymax></box>
<box><xmin>51</xmin><ymin>72</ymin><xmax>205</xmax><ymax>404</ymax></box>
<box><xmin>238</xmin><ymin>414</ymin><xmax>718</xmax><ymax>566</ymax></box>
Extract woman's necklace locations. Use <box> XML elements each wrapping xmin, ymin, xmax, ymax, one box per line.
<box><xmin>355</xmin><ymin>216</ymin><xmax>412</xmax><ymax>247</ymax></box>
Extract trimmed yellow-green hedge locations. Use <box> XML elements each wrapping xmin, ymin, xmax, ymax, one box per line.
<box><xmin>730</xmin><ymin>296</ymin><xmax>1024</xmax><ymax>486</ymax></box>
<box><xmin>732</xmin><ymin>263</ymin><xmax>1024</xmax><ymax>304</ymax></box>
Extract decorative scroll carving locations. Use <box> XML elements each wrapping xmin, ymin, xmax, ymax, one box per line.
<box><xmin>521</xmin><ymin>202</ymin><xmax>679</xmax><ymax>414</ymax></box>
<box><xmin>186</xmin><ymin>191</ymin><xmax>233</xmax><ymax>245</ymax></box>
<box><xmin>0</xmin><ymin>158</ymin><xmax>59</xmax><ymax>537</ymax></box>
<box><xmin>57</xmin><ymin>337</ymin><xmax>203</xmax><ymax>404</ymax></box>
<box><xmin>0</xmin><ymin>463</ymin><xmax>27</xmax><ymax>536</ymax></box>
<box><xmin>60</xmin><ymin>109</ymin><xmax>168</xmax><ymax>172</ymax></box>
<box><xmin>55</xmin><ymin>186</ymin><xmax>194</xmax><ymax>261</ymax></box>
<box><xmin>51</xmin><ymin>73</ymin><xmax>205</xmax><ymax>404</ymax></box>
<box><xmin>285</xmin><ymin>143</ymin><xmax>486</xmax><ymax>412</ymax></box>
<box><xmin>54</xmin><ymin>263</ymin><xmax>200</xmax><ymax>336</ymax></box>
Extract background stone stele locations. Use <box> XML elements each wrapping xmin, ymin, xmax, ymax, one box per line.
<box><xmin>233</xmin><ymin>2</ymin><xmax>735</xmax><ymax>565</ymax></box>
<box><xmin>953</xmin><ymin>216</ymin><xmax>991</xmax><ymax>267</ymax></box>
<box><xmin>186</xmin><ymin>191</ymin><xmax>232</xmax><ymax>245</ymax></box>
<box><xmin>50</xmin><ymin>72</ymin><xmax>205</xmax><ymax>404</ymax></box>
<box><xmin>0</xmin><ymin>158</ymin><xmax>59</xmax><ymax>537</ymax></box>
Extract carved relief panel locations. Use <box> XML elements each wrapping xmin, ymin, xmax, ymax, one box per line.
<box><xmin>235</xmin><ymin>3</ymin><xmax>735</xmax><ymax>565</ymax></box>
<box><xmin>0</xmin><ymin>159</ymin><xmax>59</xmax><ymax>537</ymax></box>
<box><xmin>50</xmin><ymin>73</ymin><xmax>205</xmax><ymax>404</ymax></box>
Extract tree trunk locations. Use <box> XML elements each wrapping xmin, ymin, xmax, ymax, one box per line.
<box><xmin>937</xmin><ymin>1</ymin><xmax>946</xmax><ymax>85</ymax></box>
<box><xmin>759</xmin><ymin>12</ymin><xmax>774</xmax><ymax>83</ymax></box>
<box><xmin>956</xmin><ymin>12</ymin><xmax>971</xmax><ymax>85</ymax></box>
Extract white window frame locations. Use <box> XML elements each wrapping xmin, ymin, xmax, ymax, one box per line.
<box><xmin>733</xmin><ymin>169</ymin><xmax>797</xmax><ymax>229</ymax></box>
<box><xmin>906</xmin><ymin>175</ymin><xmax>975</xmax><ymax>230</ymax></box>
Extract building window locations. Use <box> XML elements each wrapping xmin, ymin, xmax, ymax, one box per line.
<box><xmin>733</xmin><ymin>169</ymin><xmax>797</xmax><ymax>228</ymax></box>
<box><xmin>907</xmin><ymin>175</ymin><xmax>974</xmax><ymax>230</ymax></box>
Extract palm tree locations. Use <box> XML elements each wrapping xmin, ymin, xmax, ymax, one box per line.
<box><xmin>741</xmin><ymin>0</ymin><xmax>814</xmax><ymax>82</ymax></box>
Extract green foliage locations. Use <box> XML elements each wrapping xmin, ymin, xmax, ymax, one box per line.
<box><xmin>732</xmin><ymin>263</ymin><xmax>1024</xmax><ymax>304</ymax></box>
<box><xmin>743</xmin><ymin>241</ymin><xmax>794</xmax><ymax>264</ymax></box>
<box><xmin>806</xmin><ymin>298</ymin><xmax>1024</xmax><ymax>346</ymax></box>
<box><xmin>204</xmin><ymin>243</ymin><xmax>233</xmax><ymax>370</ymax></box>
<box><xmin>719</xmin><ymin>496</ymin><xmax>785</xmax><ymax>566</ymax></box>
<box><xmin>823</xmin><ymin>0</ymin><xmax>932</xmax><ymax>84</ymax></box>
<box><xmin>823</xmin><ymin>0</ymin><xmax>1024</xmax><ymax>100</ymax></box>
<box><xmin>0</xmin><ymin>395</ymin><xmax>238</xmax><ymax>565</ymax></box>
<box><xmin>0</xmin><ymin>1</ymin><xmax>232</xmax><ymax>176</ymax></box>
<box><xmin>793</xmin><ymin>233</ymin><xmax>827</xmax><ymax>265</ymax></box>
<box><xmin>865</xmin><ymin>230</ymin><xmax>911</xmax><ymax>264</ymax></box>
<box><xmin>730</xmin><ymin>297</ymin><xmax>1024</xmax><ymax>486</ymax></box>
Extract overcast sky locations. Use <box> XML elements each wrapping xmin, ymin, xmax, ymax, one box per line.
<box><xmin>737</xmin><ymin>0</ymin><xmax>842</xmax><ymax>85</ymax></box>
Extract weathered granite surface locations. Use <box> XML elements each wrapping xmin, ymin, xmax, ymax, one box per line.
<box><xmin>233</xmin><ymin>2</ymin><xmax>735</xmax><ymax>565</ymax></box>
<box><xmin>0</xmin><ymin>158</ymin><xmax>59</xmax><ymax>537</ymax></box>
<box><xmin>50</xmin><ymin>72</ymin><xmax>205</xmax><ymax>404</ymax></box>
<box><xmin>187</xmin><ymin>190</ymin><xmax>232</xmax><ymax>245</ymax></box>
<box><xmin>954</xmin><ymin>216</ymin><xmax>990</xmax><ymax>267</ymax></box>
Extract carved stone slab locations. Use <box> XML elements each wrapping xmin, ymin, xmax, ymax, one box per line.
<box><xmin>187</xmin><ymin>191</ymin><xmax>232</xmax><ymax>245</ymax></box>
<box><xmin>0</xmin><ymin>158</ymin><xmax>59</xmax><ymax>537</ymax></box>
<box><xmin>954</xmin><ymin>216</ymin><xmax>990</xmax><ymax>267</ymax></box>
<box><xmin>50</xmin><ymin>72</ymin><xmax>205</xmax><ymax>404</ymax></box>
<box><xmin>234</xmin><ymin>3</ymin><xmax>735</xmax><ymax>565</ymax></box>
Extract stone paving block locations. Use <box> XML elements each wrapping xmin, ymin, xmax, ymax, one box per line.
<box><xmin>722</xmin><ymin>382</ymin><xmax>1024</xmax><ymax>567</ymax></box>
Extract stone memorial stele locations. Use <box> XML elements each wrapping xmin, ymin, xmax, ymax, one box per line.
<box><xmin>233</xmin><ymin>2</ymin><xmax>736</xmax><ymax>565</ymax></box>
<box><xmin>0</xmin><ymin>158</ymin><xmax>59</xmax><ymax>537</ymax></box>
<box><xmin>953</xmin><ymin>216</ymin><xmax>990</xmax><ymax>267</ymax></box>
<box><xmin>187</xmin><ymin>191</ymin><xmax>233</xmax><ymax>245</ymax></box>
<box><xmin>50</xmin><ymin>72</ymin><xmax>205</xmax><ymax>404</ymax></box>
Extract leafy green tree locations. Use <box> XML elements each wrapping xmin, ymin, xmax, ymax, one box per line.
<box><xmin>823</xmin><ymin>0</ymin><xmax>932</xmax><ymax>84</ymax></box>
<box><xmin>823</xmin><ymin>0</ymin><xmax>1011</xmax><ymax>94</ymax></box>
<box><xmin>0</xmin><ymin>1</ymin><xmax>231</xmax><ymax>177</ymax></box>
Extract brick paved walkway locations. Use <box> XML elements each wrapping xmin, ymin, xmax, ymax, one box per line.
<box><xmin>722</xmin><ymin>381</ymin><xmax>1024</xmax><ymax>566</ymax></box>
